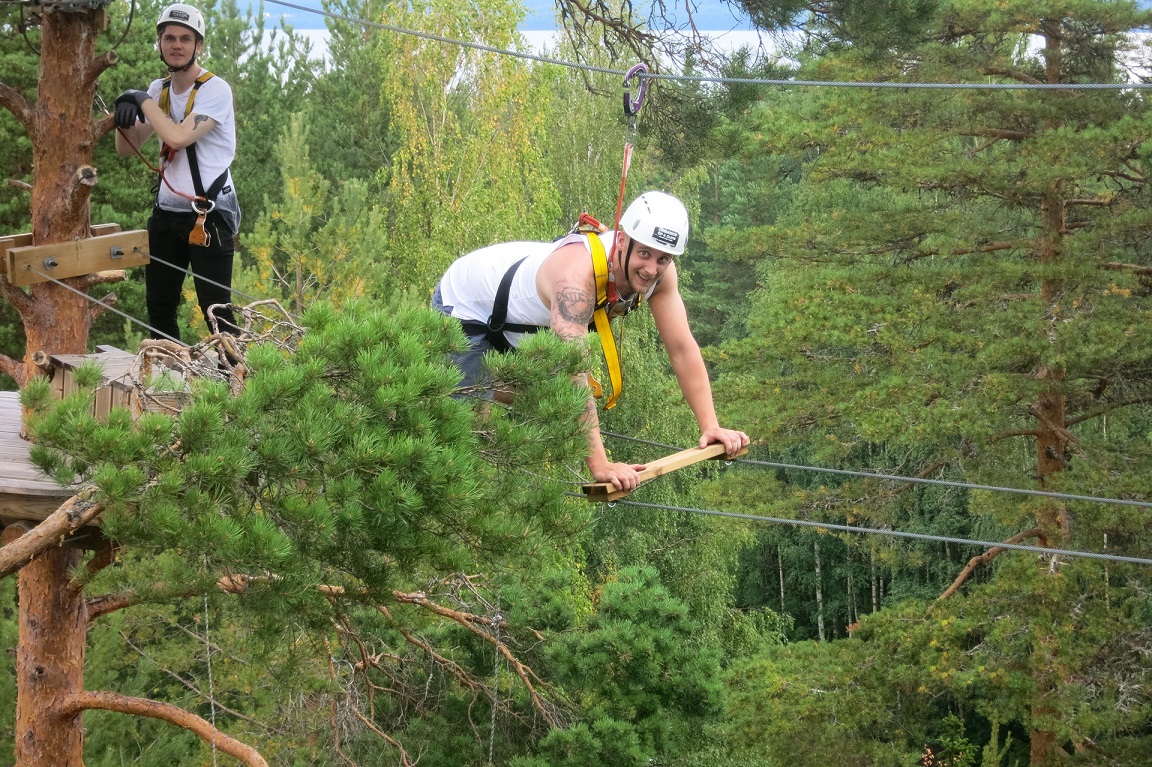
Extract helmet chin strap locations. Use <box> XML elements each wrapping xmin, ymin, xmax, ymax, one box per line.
<box><xmin>161</xmin><ymin>49</ymin><xmax>197</xmax><ymax>73</ymax></box>
<box><xmin>618</xmin><ymin>239</ymin><xmax>637</xmax><ymax>297</ymax></box>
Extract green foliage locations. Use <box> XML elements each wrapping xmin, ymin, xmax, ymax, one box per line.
<box><xmin>241</xmin><ymin>113</ymin><xmax>388</xmax><ymax>311</ymax></box>
<box><xmin>524</xmin><ymin>566</ymin><xmax>725</xmax><ymax>767</ymax></box>
<box><xmin>23</xmin><ymin>296</ymin><xmax>590</xmax><ymax>605</ymax></box>
<box><xmin>377</xmin><ymin>0</ymin><xmax>561</xmax><ymax>291</ymax></box>
<box><xmin>706</xmin><ymin>1</ymin><xmax>1152</xmax><ymax>762</ymax></box>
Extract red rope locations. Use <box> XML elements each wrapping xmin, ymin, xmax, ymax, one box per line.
<box><xmin>117</xmin><ymin>126</ymin><xmax>200</xmax><ymax>204</ymax></box>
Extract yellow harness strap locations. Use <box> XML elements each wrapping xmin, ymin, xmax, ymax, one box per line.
<box><xmin>158</xmin><ymin>71</ymin><xmax>216</xmax><ymax>247</ymax></box>
<box><xmin>587</xmin><ymin>232</ymin><xmax>623</xmax><ymax>409</ymax></box>
<box><xmin>158</xmin><ymin>70</ymin><xmax>214</xmax><ymax>117</ymax></box>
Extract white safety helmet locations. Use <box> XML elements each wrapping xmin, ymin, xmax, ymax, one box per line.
<box><xmin>621</xmin><ymin>191</ymin><xmax>690</xmax><ymax>256</ymax></box>
<box><xmin>157</xmin><ymin>3</ymin><xmax>205</xmax><ymax>39</ymax></box>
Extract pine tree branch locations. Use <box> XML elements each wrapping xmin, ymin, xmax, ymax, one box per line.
<box><xmin>0</xmin><ymin>352</ymin><xmax>25</xmax><ymax>386</ymax></box>
<box><xmin>58</xmin><ymin>691</ymin><xmax>268</xmax><ymax>767</ymax></box>
<box><xmin>350</xmin><ymin>705</ymin><xmax>416</xmax><ymax>767</ymax></box>
<box><xmin>85</xmin><ymin>291</ymin><xmax>118</xmax><ymax>322</ymax></box>
<box><xmin>1101</xmin><ymin>261</ymin><xmax>1152</xmax><ymax>276</ymax></box>
<box><xmin>92</xmin><ymin>575</ymin><xmax>565</xmax><ymax>731</ymax></box>
<box><xmin>963</xmin><ymin>128</ymin><xmax>1035</xmax><ymax>141</ymax></box>
<box><xmin>1063</xmin><ymin>198</ymin><xmax>1112</xmax><ymax>207</ymax></box>
<box><xmin>879</xmin><ymin>459</ymin><xmax>950</xmax><ymax>499</ymax></box>
<box><xmin>0</xmin><ymin>82</ymin><xmax>33</xmax><ymax>133</ymax></box>
<box><xmin>989</xmin><ymin>428</ymin><xmax>1041</xmax><ymax>443</ymax></box>
<box><xmin>73</xmin><ymin>271</ymin><xmax>125</xmax><ymax>291</ymax></box>
<box><xmin>0</xmin><ymin>276</ymin><xmax>35</xmax><ymax>314</ymax></box>
<box><xmin>391</xmin><ymin>590</ymin><xmax>561</xmax><ymax>727</ymax></box>
<box><xmin>6</xmin><ymin>178</ymin><xmax>32</xmax><ymax>191</ymax></box>
<box><xmin>0</xmin><ymin>491</ymin><xmax>102</xmax><ymax>580</ymax></box>
<box><xmin>979</xmin><ymin>66</ymin><xmax>1044</xmax><ymax>86</ymax></box>
<box><xmin>1066</xmin><ymin>395</ymin><xmax>1152</xmax><ymax>427</ymax></box>
<box><xmin>85</xmin><ymin>591</ymin><xmax>139</xmax><ymax>620</ymax></box>
<box><xmin>938</xmin><ymin>527</ymin><xmax>1043</xmax><ymax>601</ymax></box>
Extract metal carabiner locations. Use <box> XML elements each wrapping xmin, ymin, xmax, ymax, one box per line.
<box><xmin>192</xmin><ymin>197</ymin><xmax>216</xmax><ymax>215</ymax></box>
<box><xmin>622</xmin><ymin>63</ymin><xmax>649</xmax><ymax>117</ymax></box>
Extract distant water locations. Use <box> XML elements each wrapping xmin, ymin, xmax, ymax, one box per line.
<box><xmin>264</xmin><ymin>0</ymin><xmax>754</xmax><ymax>32</ymax></box>
<box><xmin>287</xmin><ymin>27</ymin><xmax>773</xmax><ymax>67</ymax></box>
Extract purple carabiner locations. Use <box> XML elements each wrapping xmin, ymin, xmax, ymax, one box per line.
<box><xmin>623</xmin><ymin>63</ymin><xmax>649</xmax><ymax>116</ymax></box>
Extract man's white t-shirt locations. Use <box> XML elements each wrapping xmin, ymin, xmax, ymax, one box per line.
<box><xmin>146</xmin><ymin>73</ymin><xmax>239</xmax><ymax>230</ymax></box>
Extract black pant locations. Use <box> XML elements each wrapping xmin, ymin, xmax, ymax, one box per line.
<box><xmin>146</xmin><ymin>208</ymin><xmax>238</xmax><ymax>342</ymax></box>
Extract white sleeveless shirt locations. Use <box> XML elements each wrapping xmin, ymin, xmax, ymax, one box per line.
<box><xmin>439</xmin><ymin>231</ymin><xmax>621</xmax><ymax>348</ymax></box>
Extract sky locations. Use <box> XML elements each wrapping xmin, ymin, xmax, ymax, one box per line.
<box><xmin>259</xmin><ymin>0</ymin><xmax>754</xmax><ymax>32</ymax></box>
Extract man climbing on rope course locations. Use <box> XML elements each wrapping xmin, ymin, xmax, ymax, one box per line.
<box><xmin>432</xmin><ymin>190</ymin><xmax>750</xmax><ymax>493</ymax></box>
<box><xmin>113</xmin><ymin>3</ymin><xmax>241</xmax><ymax>344</ymax></box>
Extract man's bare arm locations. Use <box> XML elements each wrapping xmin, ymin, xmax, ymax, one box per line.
<box><xmin>543</xmin><ymin>255</ymin><xmax>646</xmax><ymax>489</ymax></box>
<box><xmin>137</xmin><ymin>100</ymin><xmax>218</xmax><ymax>150</ymax></box>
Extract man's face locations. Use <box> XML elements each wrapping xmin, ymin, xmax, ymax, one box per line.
<box><xmin>617</xmin><ymin>235</ymin><xmax>674</xmax><ymax>295</ymax></box>
<box><xmin>158</xmin><ymin>25</ymin><xmax>201</xmax><ymax>66</ymax></box>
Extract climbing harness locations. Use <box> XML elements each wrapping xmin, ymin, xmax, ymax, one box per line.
<box><xmin>159</xmin><ymin>71</ymin><xmax>229</xmax><ymax>247</ymax></box>
<box><xmin>116</xmin><ymin>70</ymin><xmax>228</xmax><ymax>247</ymax></box>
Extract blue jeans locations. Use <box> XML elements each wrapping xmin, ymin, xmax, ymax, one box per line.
<box><xmin>431</xmin><ymin>283</ymin><xmax>499</xmax><ymax>398</ymax></box>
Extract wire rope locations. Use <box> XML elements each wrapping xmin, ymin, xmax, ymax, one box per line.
<box><xmin>202</xmin><ymin>587</ymin><xmax>220</xmax><ymax>767</ymax></box>
<box><xmin>263</xmin><ymin>0</ymin><xmax>1152</xmax><ymax>90</ymax></box>
<box><xmin>602</xmin><ymin>432</ymin><xmax>1152</xmax><ymax>511</ymax></box>
<box><xmin>574</xmin><ymin>494</ymin><xmax>1152</xmax><ymax>566</ymax></box>
<box><xmin>27</xmin><ymin>265</ymin><xmax>185</xmax><ymax>344</ymax></box>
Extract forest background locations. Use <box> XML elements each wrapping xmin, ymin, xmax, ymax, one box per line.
<box><xmin>2</xmin><ymin>0</ymin><xmax>1152</xmax><ymax>765</ymax></box>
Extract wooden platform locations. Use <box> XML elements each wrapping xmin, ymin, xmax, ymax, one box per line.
<box><xmin>0</xmin><ymin>390</ymin><xmax>72</xmax><ymax>524</ymax></box>
<box><xmin>0</xmin><ymin>347</ymin><xmax>138</xmax><ymax>525</ymax></box>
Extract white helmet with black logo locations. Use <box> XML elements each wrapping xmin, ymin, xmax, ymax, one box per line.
<box><xmin>621</xmin><ymin>191</ymin><xmax>689</xmax><ymax>257</ymax></box>
<box><xmin>157</xmin><ymin>3</ymin><xmax>205</xmax><ymax>40</ymax></box>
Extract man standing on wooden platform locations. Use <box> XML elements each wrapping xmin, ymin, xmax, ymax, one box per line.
<box><xmin>114</xmin><ymin>3</ymin><xmax>240</xmax><ymax>342</ymax></box>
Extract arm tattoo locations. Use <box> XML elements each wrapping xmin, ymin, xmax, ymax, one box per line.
<box><xmin>192</xmin><ymin>114</ymin><xmax>211</xmax><ymax>129</ymax></box>
<box><xmin>555</xmin><ymin>286</ymin><xmax>595</xmax><ymax>327</ymax></box>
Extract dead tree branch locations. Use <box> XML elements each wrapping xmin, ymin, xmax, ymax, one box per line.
<box><xmin>0</xmin><ymin>491</ymin><xmax>103</xmax><ymax>580</ymax></box>
<box><xmin>59</xmin><ymin>690</ymin><xmax>268</xmax><ymax>767</ymax></box>
<box><xmin>0</xmin><ymin>352</ymin><xmax>25</xmax><ymax>385</ymax></box>
<box><xmin>938</xmin><ymin>527</ymin><xmax>1043</xmax><ymax>600</ymax></box>
<box><xmin>0</xmin><ymin>82</ymin><xmax>34</xmax><ymax>132</ymax></box>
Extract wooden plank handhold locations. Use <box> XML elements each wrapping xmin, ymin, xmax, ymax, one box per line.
<box><xmin>5</xmin><ymin>229</ymin><xmax>148</xmax><ymax>286</ymax></box>
<box><xmin>581</xmin><ymin>443</ymin><xmax>748</xmax><ymax>502</ymax></box>
<box><xmin>1</xmin><ymin>224</ymin><xmax>122</xmax><ymax>277</ymax></box>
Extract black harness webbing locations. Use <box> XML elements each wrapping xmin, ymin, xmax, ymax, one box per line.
<box><xmin>459</xmin><ymin>256</ymin><xmax>540</xmax><ymax>353</ymax></box>
<box><xmin>159</xmin><ymin>71</ymin><xmax>229</xmax><ymax>203</ymax></box>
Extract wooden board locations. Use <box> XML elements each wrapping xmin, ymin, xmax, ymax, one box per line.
<box><xmin>1</xmin><ymin>224</ymin><xmax>122</xmax><ymax>277</ymax></box>
<box><xmin>5</xmin><ymin>229</ymin><xmax>148</xmax><ymax>286</ymax></box>
<box><xmin>0</xmin><ymin>392</ymin><xmax>73</xmax><ymax>506</ymax></box>
<box><xmin>581</xmin><ymin>443</ymin><xmax>748</xmax><ymax>502</ymax></box>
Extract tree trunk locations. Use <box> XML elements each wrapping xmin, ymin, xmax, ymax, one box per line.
<box><xmin>15</xmin><ymin>545</ymin><xmax>87</xmax><ymax>766</ymax></box>
<box><xmin>777</xmin><ymin>544</ymin><xmax>785</xmax><ymax>612</ymax></box>
<box><xmin>1026</xmin><ymin>27</ymin><xmax>1074</xmax><ymax>751</ymax></box>
<box><xmin>814</xmin><ymin>540</ymin><xmax>824</xmax><ymax>642</ymax></box>
<box><xmin>20</xmin><ymin>7</ymin><xmax>110</xmax><ymax>378</ymax></box>
<box><xmin>8</xmin><ymin>7</ymin><xmax>111</xmax><ymax>765</ymax></box>
<box><xmin>870</xmin><ymin>551</ymin><xmax>878</xmax><ymax>613</ymax></box>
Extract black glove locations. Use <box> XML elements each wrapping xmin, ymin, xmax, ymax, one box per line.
<box><xmin>113</xmin><ymin>89</ymin><xmax>150</xmax><ymax>130</ymax></box>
